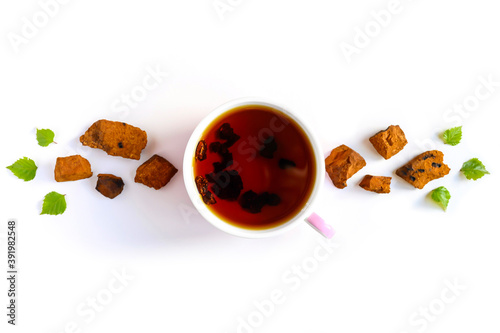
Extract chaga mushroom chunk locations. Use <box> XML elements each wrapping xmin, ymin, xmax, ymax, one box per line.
<box><xmin>217</xmin><ymin>123</ymin><xmax>240</xmax><ymax>147</ymax></box>
<box><xmin>359</xmin><ymin>175</ymin><xmax>391</xmax><ymax>193</ymax></box>
<box><xmin>369</xmin><ymin>125</ymin><xmax>408</xmax><ymax>159</ymax></box>
<box><xmin>134</xmin><ymin>154</ymin><xmax>178</xmax><ymax>190</ymax></box>
<box><xmin>54</xmin><ymin>155</ymin><xmax>93</xmax><ymax>182</ymax></box>
<box><xmin>80</xmin><ymin>119</ymin><xmax>147</xmax><ymax>160</ymax></box>
<box><xmin>278</xmin><ymin>158</ymin><xmax>296</xmax><ymax>169</ymax></box>
<box><xmin>209</xmin><ymin>169</ymin><xmax>243</xmax><ymax>201</ymax></box>
<box><xmin>239</xmin><ymin>190</ymin><xmax>266</xmax><ymax>214</ymax></box>
<box><xmin>325</xmin><ymin>145</ymin><xmax>366</xmax><ymax>189</ymax></box>
<box><xmin>259</xmin><ymin>136</ymin><xmax>277</xmax><ymax>159</ymax></box>
<box><xmin>209</xmin><ymin>141</ymin><xmax>222</xmax><ymax>153</ymax></box>
<box><xmin>395</xmin><ymin>150</ymin><xmax>450</xmax><ymax>189</ymax></box>
<box><xmin>239</xmin><ymin>191</ymin><xmax>281</xmax><ymax>214</ymax></box>
<box><xmin>195</xmin><ymin>176</ymin><xmax>216</xmax><ymax>205</ymax></box>
<box><xmin>96</xmin><ymin>174</ymin><xmax>124</xmax><ymax>199</ymax></box>
<box><xmin>196</xmin><ymin>140</ymin><xmax>207</xmax><ymax>161</ymax></box>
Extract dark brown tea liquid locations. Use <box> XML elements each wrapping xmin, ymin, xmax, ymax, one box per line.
<box><xmin>194</xmin><ymin>105</ymin><xmax>316</xmax><ymax>230</ymax></box>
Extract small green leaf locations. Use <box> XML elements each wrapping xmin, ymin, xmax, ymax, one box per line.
<box><xmin>6</xmin><ymin>157</ymin><xmax>37</xmax><ymax>181</ymax></box>
<box><xmin>36</xmin><ymin>128</ymin><xmax>55</xmax><ymax>147</ymax></box>
<box><xmin>431</xmin><ymin>186</ymin><xmax>451</xmax><ymax>211</ymax></box>
<box><xmin>41</xmin><ymin>191</ymin><xmax>67</xmax><ymax>215</ymax></box>
<box><xmin>461</xmin><ymin>158</ymin><xmax>490</xmax><ymax>180</ymax></box>
<box><xmin>442</xmin><ymin>126</ymin><xmax>462</xmax><ymax>146</ymax></box>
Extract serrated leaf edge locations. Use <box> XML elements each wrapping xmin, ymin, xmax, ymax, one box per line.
<box><xmin>442</xmin><ymin>126</ymin><xmax>462</xmax><ymax>146</ymax></box>
<box><xmin>6</xmin><ymin>157</ymin><xmax>38</xmax><ymax>181</ymax></box>
<box><xmin>36</xmin><ymin>128</ymin><xmax>56</xmax><ymax>147</ymax></box>
<box><xmin>431</xmin><ymin>186</ymin><xmax>450</xmax><ymax>212</ymax></box>
<box><xmin>40</xmin><ymin>192</ymin><xmax>67</xmax><ymax>216</ymax></box>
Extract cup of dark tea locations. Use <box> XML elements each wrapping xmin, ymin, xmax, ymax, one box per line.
<box><xmin>183</xmin><ymin>98</ymin><xmax>333</xmax><ymax>238</ymax></box>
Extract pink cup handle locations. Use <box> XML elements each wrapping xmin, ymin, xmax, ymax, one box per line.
<box><xmin>305</xmin><ymin>212</ymin><xmax>335</xmax><ymax>238</ymax></box>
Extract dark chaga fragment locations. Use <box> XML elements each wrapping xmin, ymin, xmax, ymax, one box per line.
<box><xmin>265</xmin><ymin>193</ymin><xmax>281</xmax><ymax>206</ymax></box>
<box><xmin>205</xmin><ymin>173</ymin><xmax>216</xmax><ymax>183</ymax></box>
<box><xmin>209</xmin><ymin>141</ymin><xmax>222</xmax><ymax>153</ymax></box>
<box><xmin>217</xmin><ymin>123</ymin><xmax>240</xmax><ymax>147</ymax></box>
<box><xmin>195</xmin><ymin>176</ymin><xmax>216</xmax><ymax>205</ymax></box>
<box><xmin>239</xmin><ymin>190</ymin><xmax>281</xmax><ymax>213</ymax></box>
<box><xmin>202</xmin><ymin>191</ymin><xmax>216</xmax><ymax>205</ymax></box>
<box><xmin>196</xmin><ymin>175</ymin><xmax>209</xmax><ymax>195</ymax></box>
<box><xmin>278</xmin><ymin>158</ymin><xmax>296</xmax><ymax>169</ymax></box>
<box><xmin>201</xmin><ymin>123</ymin><xmax>242</xmax><ymax>202</ymax></box>
<box><xmin>239</xmin><ymin>190</ymin><xmax>265</xmax><ymax>213</ymax></box>
<box><xmin>212</xmin><ymin>148</ymin><xmax>234</xmax><ymax>173</ymax></box>
<box><xmin>217</xmin><ymin>123</ymin><xmax>234</xmax><ymax>140</ymax></box>
<box><xmin>212</xmin><ymin>162</ymin><xmax>226</xmax><ymax>173</ymax></box>
<box><xmin>196</xmin><ymin>140</ymin><xmax>207</xmax><ymax>161</ymax></box>
<box><xmin>211</xmin><ymin>170</ymin><xmax>243</xmax><ymax>201</ymax></box>
<box><xmin>96</xmin><ymin>174</ymin><xmax>124</xmax><ymax>199</ymax></box>
<box><xmin>220</xmin><ymin>150</ymin><xmax>233</xmax><ymax>167</ymax></box>
<box><xmin>259</xmin><ymin>136</ymin><xmax>277</xmax><ymax>159</ymax></box>
<box><xmin>226</xmin><ymin>135</ymin><xmax>240</xmax><ymax>148</ymax></box>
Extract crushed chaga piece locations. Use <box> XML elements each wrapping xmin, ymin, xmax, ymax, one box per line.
<box><xmin>196</xmin><ymin>175</ymin><xmax>209</xmax><ymax>194</ymax></box>
<box><xmin>219</xmin><ymin>149</ymin><xmax>233</xmax><ymax>168</ymax></box>
<box><xmin>196</xmin><ymin>140</ymin><xmax>207</xmax><ymax>161</ymax></box>
<box><xmin>212</xmin><ymin>162</ymin><xmax>226</xmax><ymax>174</ymax></box>
<box><xmin>209</xmin><ymin>141</ymin><xmax>222</xmax><ymax>153</ymax></box>
<box><xmin>54</xmin><ymin>155</ymin><xmax>93</xmax><ymax>182</ymax></box>
<box><xmin>239</xmin><ymin>190</ymin><xmax>265</xmax><ymax>213</ymax></box>
<box><xmin>217</xmin><ymin>123</ymin><xmax>234</xmax><ymax>140</ymax></box>
<box><xmin>278</xmin><ymin>158</ymin><xmax>296</xmax><ymax>169</ymax></box>
<box><xmin>217</xmin><ymin>123</ymin><xmax>240</xmax><ymax>147</ymax></box>
<box><xmin>202</xmin><ymin>191</ymin><xmax>216</xmax><ymax>205</ymax></box>
<box><xmin>263</xmin><ymin>192</ymin><xmax>281</xmax><ymax>206</ymax></box>
<box><xmin>359</xmin><ymin>175</ymin><xmax>391</xmax><ymax>193</ymax></box>
<box><xmin>195</xmin><ymin>176</ymin><xmax>216</xmax><ymax>205</ymax></box>
<box><xmin>134</xmin><ymin>154</ymin><xmax>178</xmax><ymax>190</ymax></box>
<box><xmin>369</xmin><ymin>125</ymin><xmax>408</xmax><ymax>159</ymax></box>
<box><xmin>259</xmin><ymin>136</ymin><xmax>277</xmax><ymax>159</ymax></box>
<box><xmin>205</xmin><ymin>172</ymin><xmax>216</xmax><ymax>183</ymax></box>
<box><xmin>80</xmin><ymin>119</ymin><xmax>147</xmax><ymax>160</ymax></box>
<box><xmin>396</xmin><ymin>150</ymin><xmax>450</xmax><ymax>189</ymax></box>
<box><xmin>210</xmin><ymin>141</ymin><xmax>234</xmax><ymax>173</ymax></box>
<box><xmin>96</xmin><ymin>174</ymin><xmax>124</xmax><ymax>199</ymax></box>
<box><xmin>239</xmin><ymin>191</ymin><xmax>281</xmax><ymax>214</ymax></box>
<box><xmin>210</xmin><ymin>169</ymin><xmax>243</xmax><ymax>201</ymax></box>
<box><xmin>325</xmin><ymin>145</ymin><xmax>366</xmax><ymax>189</ymax></box>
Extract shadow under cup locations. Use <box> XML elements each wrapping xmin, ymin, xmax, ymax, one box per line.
<box><xmin>184</xmin><ymin>100</ymin><xmax>325</xmax><ymax>238</ymax></box>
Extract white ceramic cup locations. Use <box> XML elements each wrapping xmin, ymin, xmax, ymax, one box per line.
<box><xmin>183</xmin><ymin>97</ymin><xmax>334</xmax><ymax>238</ymax></box>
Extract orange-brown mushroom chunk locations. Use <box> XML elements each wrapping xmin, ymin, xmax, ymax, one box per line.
<box><xmin>396</xmin><ymin>150</ymin><xmax>450</xmax><ymax>189</ymax></box>
<box><xmin>359</xmin><ymin>175</ymin><xmax>392</xmax><ymax>193</ymax></box>
<box><xmin>96</xmin><ymin>174</ymin><xmax>124</xmax><ymax>199</ymax></box>
<box><xmin>369</xmin><ymin>125</ymin><xmax>407</xmax><ymax>159</ymax></box>
<box><xmin>134</xmin><ymin>154</ymin><xmax>178</xmax><ymax>190</ymax></box>
<box><xmin>325</xmin><ymin>145</ymin><xmax>366</xmax><ymax>189</ymax></box>
<box><xmin>54</xmin><ymin>155</ymin><xmax>93</xmax><ymax>182</ymax></box>
<box><xmin>80</xmin><ymin>119</ymin><xmax>147</xmax><ymax>160</ymax></box>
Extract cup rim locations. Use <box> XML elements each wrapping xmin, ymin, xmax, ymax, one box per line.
<box><xmin>183</xmin><ymin>97</ymin><xmax>325</xmax><ymax>238</ymax></box>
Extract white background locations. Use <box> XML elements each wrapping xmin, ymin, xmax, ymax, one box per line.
<box><xmin>1</xmin><ymin>0</ymin><xmax>499</xmax><ymax>332</ymax></box>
